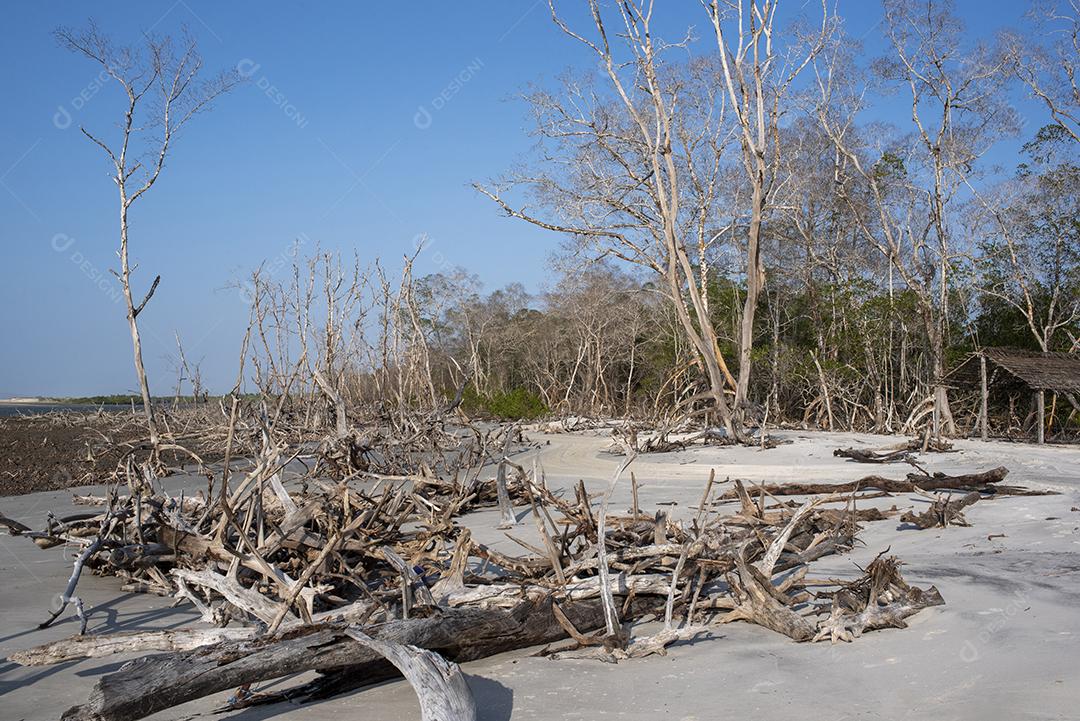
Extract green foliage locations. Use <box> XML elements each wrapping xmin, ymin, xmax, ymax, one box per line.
<box><xmin>873</xmin><ymin>151</ymin><xmax>907</xmax><ymax>180</ymax></box>
<box><xmin>462</xmin><ymin>386</ymin><xmax>548</xmax><ymax>420</ymax></box>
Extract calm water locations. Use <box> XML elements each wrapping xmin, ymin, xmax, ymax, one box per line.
<box><xmin>0</xmin><ymin>403</ymin><xmax>132</xmax><ymax>417</ymax></box>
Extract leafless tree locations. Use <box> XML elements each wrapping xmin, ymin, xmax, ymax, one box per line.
<box><xmin>970</xmin><ymin>128</ymin><xmax>1080</xmax><ymax>352</ymax></box>
<box><xmin>1003</xmin><ymin>1</ymin><xmax>1080</xmax><ymax>143</ymax></box>
<box><xmin>477</xmin><ymin>1</ymin><xmax>828</xmax><ymax>437</ymax></box>
<box><xmin>815</xmin><ymin>0</ymin><xmax>1016</xmax><ymax>436</ymax></box>
<box><xmin>55</xmin><ymin>22</ymin><xmax>240</xmax><ymax>452</ymax></box>
<box><xmin>699</xmin><ymin>0</ymin><xmax>830</xmax><ymax>420</ymax></box>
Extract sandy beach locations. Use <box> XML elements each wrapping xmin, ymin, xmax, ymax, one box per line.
<box><xmin>1</xmin><ymin>429</ymin><xmax>1077</xmax><ymax>721</ymax></box>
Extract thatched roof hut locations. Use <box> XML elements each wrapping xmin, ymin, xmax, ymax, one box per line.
<box><xmin>943</xmin><ymin>348</ymin><xmax>1080</xmax><ymax>443</ymax></box>
<box><xmin>945</xmin><ymin>348</ymin><xmax>1080</xmax><ymax>393</ymax></box>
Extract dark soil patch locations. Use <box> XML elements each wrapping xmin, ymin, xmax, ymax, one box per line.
<box><xmin>0</xmin><ymin>413</ymin><xmax>223</xmax><ymax>496</ymax></box>
<box><xmin>0</xmin><ymin>414</ymin><xmax>145</xmax><ymax>495</ymax></box>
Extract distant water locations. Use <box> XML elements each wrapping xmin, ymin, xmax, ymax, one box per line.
<box><xmin>0</xmin><ymin>403</ymin><xmax>132</xmax><ymax>417</ymax></box>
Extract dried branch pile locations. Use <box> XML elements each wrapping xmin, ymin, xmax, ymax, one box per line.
<box><xmin>3</xmin><ymin>420</ymin><xmax>1050</xmax><ymax>721</ymax></box>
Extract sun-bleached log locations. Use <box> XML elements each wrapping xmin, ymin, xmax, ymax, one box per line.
<box><xmin>719</xmin><ymin>466</ymin><xmax>1013</xmax><ymax>499</ymax></box>
<box><xmin>345</xmin><ymin>629</ymin><xmax>477</xmax><ymax>721</ymax></box>
<box><xmin>9</xmin><ymin>627</ymin><xmax>256</xmax><ymax>667</ymax></box>
<box><xmin>59</xmin><ymin>597</ymin><xmax>626</xmax><ymax>721</ymax></box>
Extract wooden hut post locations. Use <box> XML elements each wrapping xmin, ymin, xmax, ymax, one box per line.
<box><xmin>979</xmin><ymin>353</ymin><xmax>989</xmax><ymax>441</ymax></box>
<box><xmin>932</xmin><ymin>393</ymin><xmax>941</xmax><ymax>441</ymax></box>
<box><xmin>1036</xmin><ymin>389</ymin><xmax>1045</xmax><ymax>445</ymax></box>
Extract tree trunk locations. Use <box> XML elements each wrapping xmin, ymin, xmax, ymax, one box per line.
<box><xmin>979</xmin><ymin>353</ymin><xmax>989</xmax><ymax>441</ymax></box>
<box><xmin>665</xmin><ymin>264</ymin><xmax>736</xmax><ymax>437</ymax></box>
<box><xmin>735</xmin><ymin>184</ymin><xmax>764</xmax><ymax>418</ymax></box>
<box><xmin>61</xmin><ymin>597</ymin><xmax>629</xmax><ymax>721</ymax></box>
<box><xmin>119</xmin><ymin>201</ymin><xmax>159</xmax><ymax>449</ymax></box>
<box><xmin>926</xmin><ymin>312</ymin><xmax>956</xmax><ymax>437</ymax></box>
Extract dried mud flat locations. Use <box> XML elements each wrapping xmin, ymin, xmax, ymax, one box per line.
<box><xmin>0</xmin><ymin>415</ymin><xmax>146</xmax><ymax>496</ymax></box>
<box><xmin>0</xmin><ymin>412</ymin><xmax>225</xmax><ymax>496</ymax></box>
<box><xmin>1</xmin><ymin>429</ymin><xmax>1079</xmax><ymax>721</ymax></box>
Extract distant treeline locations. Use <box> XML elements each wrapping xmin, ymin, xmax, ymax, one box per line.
<box><xmin>53</xmin><ymin>395</ymin><xmax>228</xmax><ymax>406</ymax></box>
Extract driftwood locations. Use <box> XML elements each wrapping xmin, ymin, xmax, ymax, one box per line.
<box><xmin>10</xmin><ymin>627</ymin><xmax>256</xmax><ymax>667</ymax></box>
<box><xmin>720</xmin><ymin>466</ymin><xmax>1019</xmax><ymax>499</ymax></box>
<box><xmin>345</xmin><ymin>629</ymin><xmax>477</xmax><ymax>721</ymax></box>
<box><xmin>833</xmin><ymin>447</ymin><xmax>912</xmax><ymax>464</ymax></box>
<box><xmin>494</xmin><ymin>426</ymin><xmax>518</xmax><ymax>529</ymax></box>
<box><xmin>832</xmin><ymin>436</ymin><xmax>956</xmax><ymax>464</ymax></box>
<box><xmin>900</xmin><ymin>491</ymin><xmax>983</xmax><ymax>529</ymax></box>
<box><xmin>6</xmin><ymin>409</ymin><xmax>1042</xmax><ymax>721</ymax></box>
<box><xmin>60</xmin><ymin>598</ymin><xmax>616</xmax><ymax>721</ymax></box>
<box><xmin>813</xmin><ymin>555</ymin><xmax>945</xmax><ymax>642</ymax></box>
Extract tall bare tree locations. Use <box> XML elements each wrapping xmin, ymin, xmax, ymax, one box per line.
<box><xmin>478</xmin><ymin>0</ymin><xmax>827</xmax><ymax>437</ymax></box>
<box><xmin>816</xmin><ymin>0</ymin><xmax>1015</xmax><ymax>436</ymax></box>
<box><xmin>700</xmin><ymin>0</ymin><xmax>830</xmax><ymax>419</ymax></box>
<box><xmin>56</xmin><ymin>22</ymin><xmax>239</xmax><ymax>451</ymax></box>
<box><xmin>972</xmin><ymin>126</ymin><xmax>1080</xmax><ymax>352</ymax></box>
<box><xmin>1003</xmin><ymin>1</ymin><xmax>1080</xmax><ymax>144</ymax></box>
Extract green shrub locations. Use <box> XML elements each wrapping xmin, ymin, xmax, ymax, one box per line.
<box><xmin>462</xmin><ymin>386</ymin><xmax>548</xmax><ymax>420</ymax></box>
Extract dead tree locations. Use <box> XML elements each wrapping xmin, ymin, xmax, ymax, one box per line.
<box><xmin>478</xmin><ymin>1</ymin><xmax>744</xmax><ymax>434</ymax></box>
<box><xmin>1003</xmin><ymin>1</ymin><xmax>1080</xmax><ymax>144</ymax></box>
<box><xmin>814</xmin><ymin>0</ymin><xmax>1015</xmax><ymax>437</ymax></box>
<box><xmin>701</xmin><ymin>0</ymin><xmax>831</xmax><ymax>423</ymax></box>
<box><xmin>55</xmin><ymin>23</ymin><xmax>240</xmax><ymax>454</ymax></box>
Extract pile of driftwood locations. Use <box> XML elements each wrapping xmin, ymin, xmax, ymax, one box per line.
<box><xmin>3</xmin><ymin>420</ymin><xmax>1051</xmax><ymax>721</ymax></box>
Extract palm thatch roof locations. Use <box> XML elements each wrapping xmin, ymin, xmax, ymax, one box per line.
<box><xmin>944</xmin><ymin>348</ymin><xmax>1080</xmax><ymax>393</ymax></box>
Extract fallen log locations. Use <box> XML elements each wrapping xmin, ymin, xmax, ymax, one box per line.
<box><xmin>60</xmin><ymin>596</ymin><xmax>633</xmax><ymax>721</ymax></box>
<box><xmin>833</xmin><ymin>447</ymin><xmax>911</xmax><ymax>463</ymax></box>
<box><xmin>9</xmin><ymin>627</ymin><xmax>256</xmax><ymax>667</ymax></box>
<box><xmin>720</xmin><ymin>466</ymin><xmax>1017</xmax><ymax>499</ymax></box>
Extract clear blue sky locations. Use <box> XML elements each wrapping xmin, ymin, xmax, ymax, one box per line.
<box><xmin>0</xmin><ymin>1</ymin><xmax>1041</xmax><ymax>397</ymax></box>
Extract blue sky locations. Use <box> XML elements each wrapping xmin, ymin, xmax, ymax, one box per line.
<box><xmin>0</xmin><ymin>1</ymin><xmax>1044</xmax><ymax>397</ymax></box>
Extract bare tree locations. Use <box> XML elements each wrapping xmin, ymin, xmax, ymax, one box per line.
<box><xmin>1003</xmin><ymin>1</ymin><xmax>1080</xmax><ymax>143</ymax></box>
<box><xmin>171</xmin><ymin>331</ymin><xmax>204</xmax><ymax>407</ymax></box>
<box><xmin>55</xmin><ymin>22</ymin><xmax>240</xmax><ymax>452</ymax></box>
<box><xmin>477</xmin><ymin>0</ymin><xmax>827</xmax><ymax>437</ymax></box>
<box><xmin>972</xmin><ymin>127</ymin><xmax>1080</xmax><ymax>352</ymax></box>
<box><xmin>815</xmin><ymin>0</ymin><xmax>1015</xmax><ymax>436</ymax></box>
<box><xmin>700</xmin><ymin>0</ymin><xmax>830</xmax><ymax>420</ymax></box>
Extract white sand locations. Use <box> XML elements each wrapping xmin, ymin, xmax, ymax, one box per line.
<box><xmin>1</xmin><ymin>430</ymin><xmax>1078</xmax><ymax>720</ymax></box>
